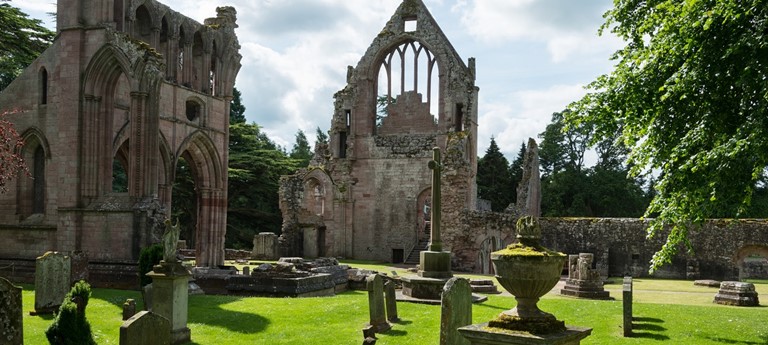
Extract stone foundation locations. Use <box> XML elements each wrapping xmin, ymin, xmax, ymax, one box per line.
<box><xmin>714</xmin><ymin>281</ymin><xmax>760</xmax><ymax>306</ymax></box>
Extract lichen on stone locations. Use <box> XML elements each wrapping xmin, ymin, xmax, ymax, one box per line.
<box><xmin>493</xmin><ymin>242</ymin><xmax>564</xmax><ymax>257</ymax></box>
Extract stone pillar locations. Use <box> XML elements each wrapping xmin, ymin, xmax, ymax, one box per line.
<box><xmin>366</xmin><ymin>274</ymin><xmax>391</xmax><ymax>333</ymax></box>
<box><xmin>623</xmin><ymin>277</ymin><xmax>633</xmax><ymax>337</ymax></box>
<box><xmin>146</xmin><ymin>262</ymin><xmax>191</xmax><ymax>344</ymax></box>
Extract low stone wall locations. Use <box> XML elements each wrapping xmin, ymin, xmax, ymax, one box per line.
<box><xmin>445</xmin><ymin>213</ymin><xmax>768</xmax><ymax>280</ymax></box>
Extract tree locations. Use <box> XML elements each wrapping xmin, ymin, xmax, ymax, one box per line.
<box><xmin>508</xmin><ymin>141</ymin><xmax>526</xmax><ymax>202</ymax></box>
<box><xmin>568</xmin><ymin>0</ymin><xmax>768</xmax><ymax>270</ymax></box>
<box><xmin>538</xmin><ymin>111</ymin><xmax>591</xmax><ymax>177</ymax></box>
<box><xmin>477</xmin><ymin>137</ymin><xmax>513</xmax><ymax>212</ymax></box>
<box><xmin>227</xmin><ymin>122</ymin><xmax>298</xmax><ymax>249</ymax></box>
<box><xmin>0</xmin><ymin>110</ymin><xmax>27</xmax><ymax>193</ymax></box>
<box><xmin>289</xmin><ymin>129</ymin><xmax>311</xmax><ymax>167</ymax></box>
<box><xmin>315</xmin><ymin>126</ymin><xmax>328</xmax><ymax>146</ymax></box>
<box><xmin>0</xmin><ymin>1</ymin><xmax>55</xmax><ymax>91</ymax></box>
<box><xmin>229</xmin><ymin>87</ymin><xmax>246</xmax><ymax>124</ymax></box>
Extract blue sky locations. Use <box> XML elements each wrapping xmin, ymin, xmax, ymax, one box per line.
<box><xmin>15</xmin><ymin>0</ymin><xmax>622</xmax><ymax>161</ymax></box>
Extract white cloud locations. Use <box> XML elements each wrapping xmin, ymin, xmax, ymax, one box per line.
<box><xmin>478</xmin><ymin>84</ymin><xmax>588</xmax><ymax>160</ymax></box>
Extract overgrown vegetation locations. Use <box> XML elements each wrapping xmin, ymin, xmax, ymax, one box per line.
<box><xmin>137</xmin><ymin>243</ymin><xmax>163</xmax><ymax>287</ymax></box>
<box><xmin>44</xmin><ymin>281</ymin><xmax>96</xmax><ymax>345</ymax></box>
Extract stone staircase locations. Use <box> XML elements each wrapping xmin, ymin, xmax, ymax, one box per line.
<box><xmin>404</xmin><ymin>223</ymin><xmax>431</xmax><ymax>265</ymax></box>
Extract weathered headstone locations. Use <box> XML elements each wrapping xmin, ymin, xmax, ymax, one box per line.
<box><xmin>714</xmin><ymin>281</ymin><xmax>760</xmax><ymax>306</ymax></box>
<box><xmin>69</xmin><ymin>250</ymin><xmax>89</xmax><ymax>284</ymax></box>
<box><xmin>560</xmin><ymin>253</ymin><xmax>610</xmax><ymax>299</ymax></box>
<box><xmin>623</xmin><ymin>276</ymin><xmax>633</xmax><ymax>337</ymax></box>
<box><xmin>362</xmin><ymin>325</ymin><xmax>377</xmax><ymax>344</ymax></box>
<box><xmin>0</xmin><ymin>277</ymin><xmax>23</xmax><ymax>345</ymax></box>
<box><xmin>142</xmin><ymin>283</ymin><xmax>153</xmax><ymax>311</ymax></box>
<box><xmin>242</xmin><ymin>266</ymin><xmax>250</xmax><ymax>276</ymax></box>
<box><xmin>440</xmin><ymin>277</ymin><xmax>472</xmax><ymax>345</ymax></box>
<box><xmin>366</xmin><ymin>274</ymin><xmax>391</xmax><ymax>333</ymax></box>
<box><xmin>33</xmin><ymin>251</ymin><xmax>71</xmax><ymax>314</ymax></box>
<box><xmin>384</xmin><ymin>279</ymin><xmax>399</xmax><ymax>322</ymax></box>
<box><xmin>123</xmin><ymin>299</ymin><xmax>136</xmax><ymax>321</ymax></box>
<box><xmin>252</xmin><ymin>232</ymin><xmax>278</xmax><ymax>260</ymax></box>
<box><xmin>120</xmin><ymin>311</ymin><xmax>171</xmax><ymax>345</ymax></box>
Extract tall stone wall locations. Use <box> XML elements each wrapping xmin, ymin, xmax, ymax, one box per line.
<box><xmin>445</xmin><ymin>213</ymin><xmax>768</xmax><ymax>280</ymax></box>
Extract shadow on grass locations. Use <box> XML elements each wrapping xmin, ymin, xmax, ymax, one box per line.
<box><xmin>631</xmin><ymin>331</ymin><xmax>670</xmax><ymax>340</ymax></box>
<box><xmin>633</xmin><ymin>316</ymin><xmax>663</xmax><ymax>323</ymax></box>
<box><xmin>633</xmin><ymin>323</ymin><xmax>666</xmax><ymax>332</ymax></box>
<box><xmin>393</xmin><ymin>319</ymin><xmax>413</xmax><ymax>325</ymax></box>
<box><xmin>381</xmin><ymin>329</ymin><xmax>408</xmax><ymax>337</ymax></box>
<box><xmin>188</xmin><ymin>295</ymin><xmax>269</xmax><ymax>334</ymax></box>
<box><xmin>701</xmin><ymin>336</ymin><xmax>768</xmax><ymax>345</ymax></box>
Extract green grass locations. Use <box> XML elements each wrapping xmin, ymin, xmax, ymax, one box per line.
<box><xmin>19</xmin><ymin>263</ymin><xmax>768</xmax><ymax>344</ymax></box>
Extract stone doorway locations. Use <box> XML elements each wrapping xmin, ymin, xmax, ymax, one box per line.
<box><xmin>734</xmin><ymin>245</ymin><xmax>768</xmax><ymax>280</ymax></box>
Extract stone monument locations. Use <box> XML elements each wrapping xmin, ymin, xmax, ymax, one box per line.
<box><xmin>0</xmin><ymin>276</ymin><xmax>23</xmax><ymax>345</ymax></box>
<box><xmin>458</xmin><ymin>217</ymin><xmax>592</xmax><ymax>345</ymax></box>
<box><xmin>146</xmin><ymin>219</ymin><xmax>191</xmax><ymax>344</ymax></box>
<box><xmin>32</xmin><ymin>251</ymin><xmax>71</xmax><ymax>315</ymax></box>
<box><xmin>366</xmin><ymin>274</ymin><xmax>391</xmax><ymax>333</ymax></box>
<box><xmin>440</xmin><ymin>277</ymin><xmax>472</xmax><ymax>345</ymax></box>
<box><xmin>560</xmin><ymin>253</ymin><xmax>611</xmax><ymax>299</ymax></box>
<box><xmin>714</xmin><ymin>281</ymin><xmax>760</xmax><ymax>306</ymax></box>
<box><xmin>401</xmin><ymin>148</ymin><xmax>453</xmax><ymax>300</ymax></box>
<box><xmin>120</xmin><ymin>311</ymin><xmax>171</xmax><ymax>345</ymax></box>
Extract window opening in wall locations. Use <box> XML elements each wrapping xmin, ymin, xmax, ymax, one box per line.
<box><xmin>455</xmin><ymin>103</ymin><xmax>464</xmax><ymax>132</ymax></box>
<box><xmin>112</xmin><ymin>159</ymin><xmax>128</xmax><ymax>192</ymax></box>
<box><xmin>345</xmin><ymin>109</ymin><xmax>351</xmax><ymax>128</ymax></box>
<box><xmin>339</xmin><ymin>131</ymin><xmax>347</xmax><ymax>159</ymax></box>
<box><xmin>40</xmin><ymin>68</ymin><xmax>48</xmax><ymax>105</ymax></box>
<box><xmin>376</xmin><ymin>40</ymin><xmax>439</xmax><ymax>131</ymax></box>
<box><xmin>404</xmin><ymin>18</ymin><xmax>417</xmax><ymax>32</ymax></box>
<box><xmin>135</xmin><ymin>5</ymin><xmax>152</xmax><ymax>44</ymax></box>
<box><xmin>210</xmin><ymin>43</ymin><xmax>217</xmax><ymax>96</ymax></box>
<box><xmin>113</xmin><ymin>0</ymin><xmax>125</xmax><ymax>31</ymax></box>
<box><xmin>32</xmin><ymin>146</ymin><xmax>45</xmax><ymax>213</ymax></box>
<box><xmin>186</xmin><ymin>100</ymin><xmax>201</xmax><ymax>121</ymax></box>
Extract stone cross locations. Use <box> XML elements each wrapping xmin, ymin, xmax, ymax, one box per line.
<box><xmin>440</xmin><ymin>277</ymin><xmax>472</xmax><ymax>345</ymax></box>
<box><xmin>428</xmin><ymin>147</ymin><xmax>442</xmax><ymax>252</ymax></box>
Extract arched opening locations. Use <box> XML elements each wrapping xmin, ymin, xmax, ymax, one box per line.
<box><xmin>735</xmin><ymin>245</ymin><xmax>768</xmax><ymax>281</ymax></box>
<box><xmin>172</xmin><ymin>155</ymin><xmax>198</xmax><ymax>250</ymax></box>
<box><xmin>112</xmin><ymin>140</ymin><xmax>129</xmax><ymax>193</ymax></box>
<box><xmin>375</xmin><ymin>40</ymin><xmax>439</xmax><ymax>134</ymax></box>
<box><xmin>159</xmin><ymin>16</ymin><xmax>169</xmax><ymax>78</ymax></box>
<box><xmin>134</xmin><ymin>5</ymin><xmax>153</xmax><ymax>43</ymax></box>
<box><xmin>113</xmin><ymin>0</ymin><xmax>125</xmax><ymax>31</ymax></box>
<box><xmin>209</xmin><ymin>41</ymin><xmax>217</xmax><ymax>96</ymax></box>
<box><xmin>40</xmin><ymin>67</ymin><xmax>48</xmax><ymax>105</ymax></box>
<box><xmin>192</xmin><ymin>31</ymin><xmax>204</xmax><ymax>91</ymax></box>
<box><xmin>32</xmin><ymin>146</ymin><xmax>45</xmax><ymax>214</ymax></box>
<box><xmin>185</xmin><ymin>98</ymin><xmax>202</xmax><ymax>122</ymax></box>
<box><xmin>305</xmin><ymin>178</ymin><xmax>325</xmax><ymax>216</ymax></box>
<box><xmin>178</xmin><ymin>26</ymin><xmax>187</xmax><ymax>85</ymax></box>
<box><xmin>17</xmin><ymin>131</ymin><xmax>49</xmax><ymax>218</ymax></box>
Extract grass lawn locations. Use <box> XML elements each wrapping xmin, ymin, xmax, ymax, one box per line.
<box><xmin>19</xmin><ymin>262</ymin><xmax>768</xmax><ymax>344</ymax></box>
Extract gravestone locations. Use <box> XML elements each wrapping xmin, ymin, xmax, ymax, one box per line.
<box><xmin>142</xmin><ymin>284</ymin><xmax>153</xmax><ymax>311</ymax></box>
<box><xmin>242</xmin><ymin>266</ymin><xmax>250</xmax><ymax>276</ymax></box>
<box><xmin>0</xmin><ymin>277</ymin><xmax>23</xmax><ymax>345</ymax></box>
<box><xmin>33</xmin><ymin>251</ymin><xmax>71</xmax><ymax>314</ymax></box>
<box><xmin>69</xmin><ymin>251</ymin><xmax>89</xmax><ymax>284</ymax></box>
<box><xmin>714</xmin><ymin>281</ymin><xmax>760</xmax><ymax>306</ymax></box>
<box><xmin>623</xmin><ymin>276</ymin><xmax>633</xmax><ymax>337</ymax></box>
<box><xmin>366</xmin><ymin>274</ymin><xmax>391</xmax><ymax>333</ymax></box>
<box><xmin>253</xmin><ymin>232</ymin><xmax>278</xmax><ymax>260</ymax></box>
<box><xmin>123</xmin><ymin>299</ymin><xmax>136</xmax><ymax>321</ymax></box>
<box><xmin>440</xmin><ymin>277</ymin><xmax>472</xmax><ymax>345</ymax></box>
<box><xmin>560</xmin><ymin>253</ymin><xmax>610</xmax><ymax>299</ymax></box>
<box><xmin>384</xmin><ymin>279</ymin><xmax>399</xmax><ymax>322</ymax></box>
<box><xmin>120</xmin><ymin>311</ymin><xmax>171</xmax><ymax>345</ymax></box>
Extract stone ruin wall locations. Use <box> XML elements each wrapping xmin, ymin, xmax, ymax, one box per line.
<box><xmin>444</xmin><ymin>213</ymin><xmax>768</xmax><ymax>280</ymax></box>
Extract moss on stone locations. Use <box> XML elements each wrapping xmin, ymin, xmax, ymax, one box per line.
<box><xmin>493</xmin><ymin>243</ymin><xmax>564</xmax><ymax>257</ymax></box>
<box><xmin>488</xmin><ymin>313</ymin><xmax>566</xmax><ymax>335</ymax></box>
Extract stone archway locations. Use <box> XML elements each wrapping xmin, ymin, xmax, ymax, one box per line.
<box><xmin>734</xmin><ymin>245</ymin><xmax>768</xmax><ymax>280</ymax></box>
<box><xmin>174</xmin><ymin>131</ymin><xmax>226</xmax><ymax>268</ymax></box>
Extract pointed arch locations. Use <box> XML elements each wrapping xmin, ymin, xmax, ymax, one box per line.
<box><xmin>176</xmin><ymin>130</ymin><xmax>223</xmax><ymax>190</ymax></box>
<box><xmin>17</xmin><ymin>128</ymin><xmax>51</xmax><ymax>217</ymax></box>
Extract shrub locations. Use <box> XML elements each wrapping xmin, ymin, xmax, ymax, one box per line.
<box><xmin>138</xmin><ymin>243</ymin><xmax>163</xmax><ymax>287</ymax></box>
<box><xmin>45</xmin><ymin>280</ymin><xmax>96</xmax><ymax>345</ymax></box>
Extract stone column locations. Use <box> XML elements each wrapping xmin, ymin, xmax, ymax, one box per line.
<box><xmin>146</xmin><ymin>262</ymin><xmax>191</xmax><ymax>344</ymax></box>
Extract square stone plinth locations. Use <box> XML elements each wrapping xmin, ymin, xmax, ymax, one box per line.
<box><xmin>419</xmin><ymin>251</ymin><xmax>453</xmax><ymax>278</ymax></box>
<box><xmin>458</xmin><ymin>323</ymin><xmax>592</xmax><ymax>345</ymax></box>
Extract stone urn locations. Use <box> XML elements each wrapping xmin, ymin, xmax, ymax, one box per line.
<box><xmin>489</xmin><ymin>216</ymin><xmax>567</xmax><ymax>334</ymax></box>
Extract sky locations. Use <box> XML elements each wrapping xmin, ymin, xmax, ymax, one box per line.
<box><xmin>14</xmin><ymin>0</ymin><xmax>623</xmax><ymax>162</ymax></box>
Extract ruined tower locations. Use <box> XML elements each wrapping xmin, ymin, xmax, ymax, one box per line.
<box><xmin>279</xmin><ymin>0</ymin><xmax>478</xmax><ymax>263</ymax></box>
<box><xmin>0</xmin><ymin>0</ymin><xmax>241</xmax><ymax>284</ymax></box>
